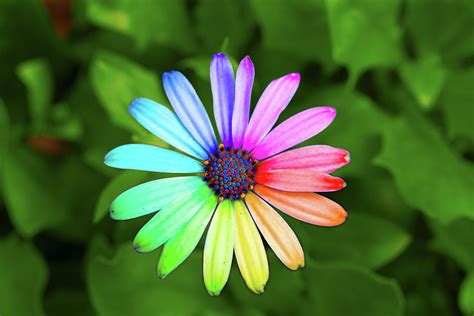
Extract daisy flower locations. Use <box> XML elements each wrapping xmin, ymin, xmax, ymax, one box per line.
<box><xmin>104</xmin><ymin>53</ymin><xmax>350</xmax><ymax>296</ymax></box>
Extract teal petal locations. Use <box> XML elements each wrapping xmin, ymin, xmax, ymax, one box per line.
<box><xmin>110</xmin><ymin>176</ymin><xmax>205</xmax><ymax>220</ymax></box>
<box><xmin>104</xmin><ymin>144</ymin><xmax>204</xmax><ymax>173</ymax></box>
<box><xmin>133</xmin><ymin>185</ymin><xmax>212</xmax><ymax>253</ymax></box>
<box><xmin>157</xmin><ymin>193</ymin><xmax>218</xmax><ymax>278</ymax></box>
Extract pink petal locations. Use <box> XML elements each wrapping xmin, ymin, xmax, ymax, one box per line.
<box><xmin>232</xmin><ymin>56</ymin><xmax>255</xmax><ymax>149</ymax></box>
<box><xmin>242</xmin><ymin>73</ymin><xmax>300</xmax><ymax>152</ymax></box>
<box><xmin>254</xmin><ymin>184</ymin><xmax>347</xmax><ymax>227</ymax></box>
<box><xmin>258</xmin><ymin>145</ymin><xmax>350</xmax><ymax>174</ymax></box>
<box><xmin>251</xmin><ymin>107</ymin><xmax>336</xmax><ymax>160</ymax></box>
<box><xmin>255</xmin><ymin>169</ymin><xmax>346</xmax><ymax>192</ymax></box>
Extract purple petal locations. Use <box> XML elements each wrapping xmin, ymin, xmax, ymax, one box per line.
<box><xmin>242</xmin><ymin>73</ymin><xmax>300</xmax><ymax>152</ymax></box>
<box><xmin>251</xmin><ymin>107</ymin><xmax>336</xmax><ymax>160</ymax></box>
<box><xmin>211</xmin><ymin>54</ymin><xmax>235</xmax><ymax>148</ymax></box>
<box><xmin>163</xmin><ymin>71</ymin><xmax>218</xmax><ymax>155</ymax></box>
<box><xmin>232</xmin><ymin>56</ymin><xmax>254</xmax><ymax>150</ymax></box>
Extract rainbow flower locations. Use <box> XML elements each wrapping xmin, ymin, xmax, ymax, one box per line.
<box><xmin>105</xmin><ymin>53</ymin><xmax>350</xmax><ymax>295</ymax></box>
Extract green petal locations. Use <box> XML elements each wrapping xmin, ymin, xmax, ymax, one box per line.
<box><xmin>133</xmin><ymin>185</ymin><xmax>211</xmax><ymax>253</ymax></box>
<box><xmin>203</xmin><ymin>200</ymin><xmax>234</xmax><ymax>296</ymax></box>
<box><xmin>157</xmin><ymin>194</ymin><xmax>218</xmax><ymax>278</ymax></box>
<box><xmin>110</xmin><ymin>176</ymin><xmax>204</xmax><ymax>220</ymax></box>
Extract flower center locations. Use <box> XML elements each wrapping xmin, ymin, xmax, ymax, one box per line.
<box><xmin>203</xmin><ymin>144</ymin><xmax>257</xmax><ymax>201</ymax></box>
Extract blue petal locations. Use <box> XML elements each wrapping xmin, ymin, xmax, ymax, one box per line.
<box><xmin>105</xmin><ymin>144</ymin><xmax>204</xmax><ymax>173</ymax></box>
<box><xmin>129</xmin><ymin>98</ymin><xmax>208</xmax><ymax>160</ymax></box>
<box><xmin>162</xmin><ymin>71</ymin><xmax>218</xmax><ymax>155</ymax></box>
<box><xmin>211</xmin><ymin>54</ymin><xmax>235</xmax><ymax>148</ymax></box>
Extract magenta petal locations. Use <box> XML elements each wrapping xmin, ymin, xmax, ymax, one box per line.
<box><xmin>251</xmin><ymin>107</ymin><xmax>336</xmax><ymax>160</ymax></box>
<box><xmin>242</xmin><ymin>73</ymin><xmax>300</xmax><ymax>152</ymax></box>
<box><xmin>258</xmin><ymin>145</ymin><xmax>350</xmax><ymax>174</ymax></box>
<box><xmin>232</xmin><ymin>56</ymin><xmax>254</xmax><ymax>149</ymax></box>
<box><xmin>211</xmin><ymin>53</ymin><xmax>235</xmax><ymax>148</ymax></box>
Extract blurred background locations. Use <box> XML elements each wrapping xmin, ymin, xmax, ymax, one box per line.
<box><xmin>0</xmin><ymin>0</ymin><xmax>473</xmax><ymax>315</ymax></box>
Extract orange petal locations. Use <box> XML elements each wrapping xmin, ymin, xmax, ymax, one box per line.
<box><xmin>245</xmin><ymin>192</ymin><xmax>304</xmax><ymax>270</ymax></box>
<box><xmin>254</xmin><ymin>184</ymin><xmax>347</xmax><ymax>226</ymax></box>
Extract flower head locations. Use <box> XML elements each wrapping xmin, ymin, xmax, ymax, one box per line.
<box><xmin>105</xmin><ymin>53</ymin><xmax>350</xmax><ymax>295</ymax></box>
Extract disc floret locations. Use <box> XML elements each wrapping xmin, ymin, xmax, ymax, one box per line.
<box><xmin>203</xmin><ymin>144</ymin><xmax>256</xmax><ymax>200</ymax></box>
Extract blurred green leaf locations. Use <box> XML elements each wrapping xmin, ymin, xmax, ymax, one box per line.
<box><xmin>229</xmin><ymin>252</ymin><xmax>305</xmax><ymax>315</ymax></box>
<box><xmin>0</xmin><ymin>235</ymin><xmax>48</xmax><ymax>316</ymax></box>
<box><xmin>306</xmin><ymin>213</ymin><xmax>411</xmax><ymax>269</ymax></box>
<box><xmin>405</xmin><ymin>0</ymin><xmax>474</xmax><ymax>62</ymax></box>
<box><xmin>303</xmin><ymin>87</ymin><xmax>389</xmax><ymax>176</ymax></box>
<box><xmin>399</xmin><ymin>54</ymin><xmax>446</xmax><ymax>110</ymax></box>
<box><xmin>86</xmin><ymin>0</ymin><xmax>196</xmax><ymax>51</ymax></box>
<box><xmin>16</xmin><ymin>58</ymin><xmax>53</xmax><ymax>131</ymax></box>
<box><xmin>430</xmin><ymin>219</ymin><xmax>474</xmax><ymax>271</ymax></box>
<box><xmin>2</xmin><ymin>147</ymin><xmax>69</xmax><ymax>237</ymax></box>
<box><xmin>376</xmin><ymin>111</ymin><xmax>474</xmax><ymax>223</ymax></box>
<box><xmin>94</xmin><ymin>170</ymin><xmax>149</xmax><ymax>223</ymax></box>
<box><xmin>460</xmin><ymin>272</ymin><xmax>474</xmax><ymax>315</ymax></box>
<box><xmin>305</xmin><ymin>262</ymin><xmax>404</xmax><ymax>316</ymax></box>
<box><xmin>250</xmin><ymin>0</ymin><xmax>332</xmax><ymax>65</ymax></box>
<box><xmin>195</xmin><ymin>0</ymin><xmax>255</xmax><ymax>54</ymax></box>
<box><xmin>90</xmin><ymin>50</ymin><xmax>165</xmax><ymax>135</ymax></box>
<box><xmin>87</xmin><ymin>237</ymin><xmax>232</xmax><ymax>315</ymax></box>
<box><xmin>325</xmin><ymin>0</ymin><xmax>402</xmax><ymax>83</ymax></box>
<box><xmin>439</xmin><ymin>68</ymin><xmax>474</xmax><ymax>143</ymax></box>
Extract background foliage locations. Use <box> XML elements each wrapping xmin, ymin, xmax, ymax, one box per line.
<box><xmin>0</xmin><ymin>0</ymin><xmax>473</xmax><ymax>315</ymax></box>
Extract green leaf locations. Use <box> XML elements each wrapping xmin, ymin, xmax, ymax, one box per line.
<box><xmin>87</xmin><ymin>238</ymin><xmax>231</xmax><ymax>315</ymax></box>
<box><xmin>325</xmin><ymin>0</ymin><xmax>402</xmax><ymax>83</ymax></box>
<box><xmin>250</xmin><ymin>0</ymin><xmax>332</xmax><ymax>64</ymax></box>
<box><xmin>439</xmin><ymin>68</ymin><xmax>474</xmax><ymax>143</ymax></box>
<box><xmin>0</xmin><ymin>235</ymin><xmax>48</xmax><ymax>316</ymax></box>
<box><xmin>94</xmin><ymin>170</ymin><xmax>149</xmax><ymax>223</ymax></box>
<box><xmin>430</xmin><ymin>219</ymin><xmax>474</xmax><ymax>271</ymax></box>
<box><xmin>306</xmin><ymin>213</ymin><xmax>411</xmax><ymax>269</ymax></box>
<box><xmin>2</xmin><ymin>147</ymin><xmax>69</xmax><ymax>237</ymax></box>
<box><xmin>305</xmin><ymin>262</ymin><xmax>404</xmax><ymax>316</ymax></box>
<box><xmin>195</xmin><ymin>0</ymin><xmax>255</xmax><ymax>54</ymax></box>
<box><xmin>399</xmin><ymin>54</ymin><xmax>446</xmax><ymax>110</ymax></box>
<box><xmin>86</xmin><ymin>0</ymin><xmax>196</xmax><ymax>51</ymax></box>
<box><xmin>89</xmin><ymin>50</ymin><xmax>165</xmax><ymax>135</ymax></box>
<box><xmin>16</xmin><ymin>58</ymin><xmax>53</xmax><ymax>130</ymax></box>
<box><xmin>229</xmin><ymin>252</ymin><xmax>305</xmax><ymax>315</ymax></box>
<box><xmin>405</xmin><ymin>0</ymin><xmax>474</xmax><ymax>62</ymax></box>
<box><xmin>301</xmin><ymin>86</ymin><xmax>389</xmax><ymax>176</ymax></box>
<box><xmin>375</xmin><ymin>112</ymin><xmax>474</xmax><ymax>223</ymax></box>
<box><xmin>460</xmin><ymin>272</ymin><xmax>474</xmax><ymax>315</ymax></box>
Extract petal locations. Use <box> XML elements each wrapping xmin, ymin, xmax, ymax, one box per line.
<box><xmin>245</xmin><ymin>192</ymin><xmax>304</xmax><ymax>270</ymax></box>
<box><xmin>255</xmin><ymin>169</ymin><xmax>346</xmax><ymax>192</ymax></box>
<box><xmin>133</xmin><ymin>186</ymin><xmax>212</xmax><ymax>253</ymax></box>
<box><xmin>232</xmin><ymin>56</ymin><xmax>254</xmax><ymax>149</ymax></box>
<box><xmin>104</xmin><ymin>144</ymin><xmax>204</xmax><ymax>173</ymax></box>
<box><xmin>258</xmin><ymin>145</ymin><xmax>351</xmax><ymax>174</ymax></box>
<box><xmin>242</xmin><ymin>73</ymin><xmax>300</xmax><ymax>152</ymax></box>
<box><xmin>254</xmin><ymin>184</ymin><xmax>347</xmax><ymax>226</ymax></box>
<box><xmin>110</xmin><ymin>176</ymin><xmax>205</xmax><ymax>220</ymax></box>
<box><xmin>204</xmin><ymin>200</ymin><xmax>234</xmax><ymax>296</ymax></box>
<box><xmin>129</xmin><ymin>98</ymin><xmax>208</xmax><ymax>160</ymax></box>
<box><xmin>251</xmin><ymin>107</ymin><xmax>336</xmax><ymax>160</ymax></box>
<box><xmin>211</xmin><ymin>53</ymin><xmax>235</xmax><ymax>148</ymax></box>
<box><xmin>163</xmin><ymin>71</ymin><xmax>218</xmax><ymax>154</ymax></box>
<box><xmin>233</xmin><ymin>200</ymin><xmax>269</xmax><ymax>294</ymax></box>
<box><xmin>157</xmin><ymin>194</ymin><xmax>218</xmax><ymax>278</ymax></box>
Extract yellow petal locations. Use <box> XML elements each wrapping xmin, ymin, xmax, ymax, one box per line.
<box><xmin>245</xmin><ymin>192</ymin><xmax>304</xmax><ymax>270</ymax></box>
<box><xmin>203</xmin><ymin>200</ymin><xmax>234</xmax><ymax>296</ymax></box>
<box><xmin>233</xmin><ymin>200</ymin><xmax>269</xmax><ymax>294</ymax></box>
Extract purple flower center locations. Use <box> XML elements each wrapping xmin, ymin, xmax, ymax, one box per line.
<box><xmin>203</xmin><ymin>144</ymin><xmax>257</xmax><ymax>201</ymax></box>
